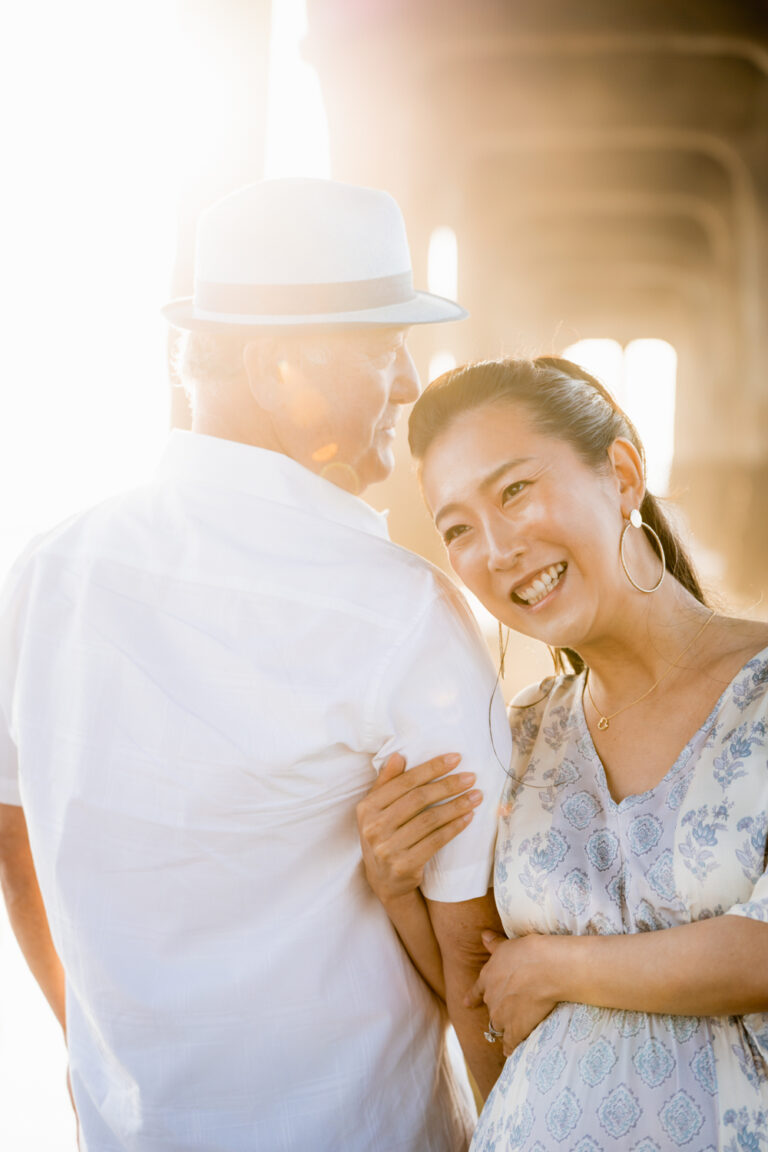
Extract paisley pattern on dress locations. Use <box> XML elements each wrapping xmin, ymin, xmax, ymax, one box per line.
<box><xmin>472</xmin><ymin>650</ymin><xmax>768</xmax><ymax>1152</ymax></box>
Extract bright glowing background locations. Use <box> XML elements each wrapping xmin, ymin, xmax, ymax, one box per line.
<box><xmin>0</xmin><ymin>4</ymin><xmax>180</xmax><ymax>583</ymax></box>
<box><xmin>562</xmin><ymin>338</ymin><xmax>678</xmax><ymax>495</ymax></box>
<box><xmin>1</xmin><ymin>3</ymin><xmax>182</xmax><ymax>1145</ymax></box>
<box><xmin>265</xmin><ymin>0</ymin><xmax>330</xmax><ymax>178</ymax></box>
<box><xmin>1</xmin><ymin>2</ymin><xmax>329</xmax><ymax>1149</ymax></box>
<box><xmin>428</xmin><ymin>226</ymin><xmax>459</xmax><ymax>382</ymax></box>
<box><xmin>428</xmin><ymin>226</ymin><xmax>458</xmax><ymax>301</ymax></box>
<box><xmin>428</xmin><ymin>350</ymin><xmax>458</xmax><ymax>380</ymax></box>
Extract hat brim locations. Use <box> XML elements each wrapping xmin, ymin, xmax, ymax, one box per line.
<box><xmin>161</xmin><ymin>290</ymin><xmax>467</xmax><ymax>332</ymax></box>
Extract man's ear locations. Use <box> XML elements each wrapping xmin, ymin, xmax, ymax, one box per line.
<box><xmin>243</xmin><ymin>338</ymin><xmax>286</xmax><ymax>412</ymax></box>
<box><xmin>607</xmin><ymin>437</ymin><xmax>646</xmax><ymax>514</ymax></box>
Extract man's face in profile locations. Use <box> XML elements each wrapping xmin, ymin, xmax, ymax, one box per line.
<box><xmin>273</xmin><ymin>327</ymin><xmax>421</xmax><ymax>494</ymax></box>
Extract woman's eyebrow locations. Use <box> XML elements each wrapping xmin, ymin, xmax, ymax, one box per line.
<box><xmin>434</xmin><ymin>457</ymin><xmax>533</xmax><ymax>526</ymax></box>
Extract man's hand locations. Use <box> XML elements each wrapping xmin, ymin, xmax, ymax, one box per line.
<box><xmin>356</xmin><ymin>752</ymin><xmax>482</xmax><ymax>904</ymax></box>
<box><xmin>465</xmin><ymin>931</ymin><xmax>561</xmax><ymax>1057</ymax></box>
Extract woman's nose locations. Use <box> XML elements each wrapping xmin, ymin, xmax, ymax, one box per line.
<box><xmin>485</xmin><ymin>524</ymin><xmax>524</xmax><ymax>572</ymax></box>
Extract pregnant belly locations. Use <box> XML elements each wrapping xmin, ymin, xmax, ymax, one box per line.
<box><xmin>471</xmin><ymin>1001</ymin><xmax>755</xmax><ymax>1151</ymax></box>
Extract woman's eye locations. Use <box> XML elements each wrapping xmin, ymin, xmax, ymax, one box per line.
<box><xmin>443</xmin><ymin>524</ymin><xmax>469</xmax><ymax>545</ymax></box>
<box><xmin>502</xmin><ymin>481</ymin><xmax>529</xmax><ymax>502</ymax></box>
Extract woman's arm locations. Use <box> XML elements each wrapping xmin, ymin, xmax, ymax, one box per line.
<box><xmin>468</xmin><ymin>915</ymin><xmax>768</xmax><ymax>1055</ymax></box>
<box><xmin>356</xmin><ymin>752</ymin><xmax>483</xmax><ymax>999</ymax></box>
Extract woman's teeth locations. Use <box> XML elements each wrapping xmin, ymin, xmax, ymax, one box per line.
<box><xmin>513</xmin><ymin>562</ymin><xmax>566</xmax><ymax>606</ymax></box>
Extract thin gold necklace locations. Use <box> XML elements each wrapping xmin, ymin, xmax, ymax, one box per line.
<box><xmin>585</xmin><ymin>609</ymin><xmax>716</xmax><ymax>731</ymax></box>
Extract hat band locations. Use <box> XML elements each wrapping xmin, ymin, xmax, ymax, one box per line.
<box><xmin>195</xmin><ymin>272</ymin><xmax>415</xmax><ymax>317</ymax></box>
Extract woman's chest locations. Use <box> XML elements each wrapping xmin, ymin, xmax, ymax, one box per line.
<box><xmin>494</xmin><ymin>723</ymin><xmax>767</xmax><ymax>937</ymax></box>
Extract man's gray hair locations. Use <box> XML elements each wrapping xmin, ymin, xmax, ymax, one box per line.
<box><xmin>175</xmin><ymin>330</ymin><xmax>251</xmax><ymax>401</ymax></box>
<box><xmin>175</xmin><ymin>329</ymin><xmax>333</xmax><ymax>405</ymax></box>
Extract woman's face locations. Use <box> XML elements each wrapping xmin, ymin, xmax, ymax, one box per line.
<box><xmin>420</xmin><ymin>401</ymin><xmax>633</xmax><ymax>650</ymax></box>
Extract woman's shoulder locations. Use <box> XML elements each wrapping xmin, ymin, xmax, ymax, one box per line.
<box><xmin>508</xmin><ymin>671</ymin><xmax>583</xmax><ymax>709</ymax></box>
<box><xmin>507</xmin><ymin>672</ymin><xmax>583</xmax><ymax>745</ymax></box>
<box><xmin>704</xmin><ymin>617</ymin><xmax>768</xmax><ymax>712</ymax></box>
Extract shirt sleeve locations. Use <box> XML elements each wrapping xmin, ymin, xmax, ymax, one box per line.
<box><xmin>370</xmin><ymin>573</ymin><xmax>511</xmax><ymax>903</ymax></box>
<box><xmin>0</xmin><ymin>541</ymin><xmax>40</xmax><ymax>806</ymax></box>
<box><xmin>0</xmin><ymin>724</ymin><xmax>20</xmax><ymax>805</ymax></box>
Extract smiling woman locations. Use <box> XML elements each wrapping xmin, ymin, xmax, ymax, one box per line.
<box><xmin>357</xmin><ymin>354</ymin><xmax>768</xmax><ymax>1151</ymax></box>
<box><xmin>410</xmin><ymin>356</ymin><xmax>702</xmax><ymax>672</ymax></box>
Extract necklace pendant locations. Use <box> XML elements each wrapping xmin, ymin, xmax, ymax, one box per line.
<box><xmin>597</xmin><ymin>716</ymin><xmax>610</xmax><ymax>731</ymax></box>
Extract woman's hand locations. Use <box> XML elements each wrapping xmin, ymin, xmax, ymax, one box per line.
<box><xmin>465</xmin><ymin>931</ymin><xmax>562</xmax><ymax>1056</ymax></box>
<box><xmin>356</xmin><ymin>752</ymin><xmax>483</xmax><ymax>904</ymax></box>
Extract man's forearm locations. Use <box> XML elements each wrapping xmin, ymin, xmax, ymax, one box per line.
<box><xmin>443</xmin><ymin>960</ymin><xmax>506</xmax><ymax>1098</ymax></box>
<box><xmin>427</xmin><ymin>893</ymin><xmax>506</xmax><ymax>1099</ymax></box>
<box><xmin>0</xmin><ymin>803</ymin><xmax>66</xmax><ymax>1032</ymax></box>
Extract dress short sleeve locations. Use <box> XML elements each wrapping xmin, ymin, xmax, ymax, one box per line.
<box><xmin>723</xmin><ymin>666</ymin><xmax>768</xmax><ymax>925</ymax></box>
<box><xmin>504</xmin><ymin>678</ymin><xmax>556</xmax><ymax>780</ymax></box>
<box><xmin>371</xmin><ymin>574</ymin><xmax>511</xmax><ymax>903</ymax></box>
<box><xmin>726</xmin><ymin>868</ymin><xmax>768</xmax><ymax>924</ymax></box>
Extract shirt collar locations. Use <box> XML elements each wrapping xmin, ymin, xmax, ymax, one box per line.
<box><xmin>156</xmin><ymin>431</ymin><xmax>391</xmax><ymax>541</ymax></box>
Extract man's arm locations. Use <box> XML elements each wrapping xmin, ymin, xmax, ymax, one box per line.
<box><xmin>0</xmin><ymin>803</ymin><xmax>66</xmax><ymax>1032</ymax></box>
<box><xmin>427</xmin><ymin>893</ymin><xmax>506</xmax><ymax>1099</ymax></box>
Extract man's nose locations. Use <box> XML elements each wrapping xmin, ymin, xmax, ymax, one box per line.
<box><xmin>391</xmin><ymin>344</ymin><xmax>421</xmax><ymax>404</ymax></box>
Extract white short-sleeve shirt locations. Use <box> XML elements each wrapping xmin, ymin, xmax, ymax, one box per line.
<box><xmin>0</xmin><ymin>432</ymin><xmax>510</xmax><ymax>1152</ymax></box>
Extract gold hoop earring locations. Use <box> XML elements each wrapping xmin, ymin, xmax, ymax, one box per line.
<box><xmin>498</xmin><ymin>621</ymin><xmax>509</xmax><ymax>678</ymax></box>
<box><xmin>620</xmin><ymin>508</ymin><xmax>665</xmax><ymax>594</ymax></box>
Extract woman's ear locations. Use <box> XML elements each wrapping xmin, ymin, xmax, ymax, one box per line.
<box><xmin>607</xmin><ymin>437</ymin><xmax>646</xmax><ymax>515</ymax></box>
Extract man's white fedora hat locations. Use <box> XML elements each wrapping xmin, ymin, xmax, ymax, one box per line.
<box><xmin>162</xmin><ymin>178</ymin><xmax>467</xmax><ymax>331</ymax></box>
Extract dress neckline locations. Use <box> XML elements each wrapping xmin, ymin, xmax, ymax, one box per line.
<box><xmin>575</xmin><ymin>643</ymin><xmax>768</xmax><ymax>810</ymax></box>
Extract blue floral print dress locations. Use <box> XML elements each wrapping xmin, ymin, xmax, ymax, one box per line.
<box><xmin>472</xmin><ymin>648</ymin><xmax>768</xmax><ymax>1152</ymax></box>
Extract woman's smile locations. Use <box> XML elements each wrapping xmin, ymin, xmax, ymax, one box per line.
<box><xmin>421</xmin><ymin>400</ymin><xmax>623</xmax><ymax>647</ymax></box>
<box><xmin>510</xmin><ymin>560</ymin><xmax>568</xmax><ymax>607</ymax></box>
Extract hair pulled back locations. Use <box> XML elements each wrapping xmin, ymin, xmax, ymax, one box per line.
<box><xmin>409</xmin><ymin>356</ymin><xmax>706</xmax><ymax>675</ymax></box>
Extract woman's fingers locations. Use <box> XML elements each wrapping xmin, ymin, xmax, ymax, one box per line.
<box><xmin>368</xmin><ymin>795</ymin><xmax>482</xmax><ymax>876</ymax></box>
<box><xmin>358</xmin><ymin>753</ymin><xmax>475</xmax><ymax>841</ymax></box>
<box><xmin>366</xmin><ymin>752</ymin><xmax>463</xmax><ymax>809</ymax></box>
<box><xmin>380</xmin><ymin>771</ymin><xmax>479</xmax><ymax>828</ymax></box>
<box><xmin>376</xmin><ymin>752</ymin><xmax>407</xmax><ymax>785</ymax></box>
<box><xmin>357</xmin><ymin>751</ymin><xmax>481</xmax><ymax>902</ymax></box>
<box><xmin>465</xmin><ymin>974</ymin><xmax>485</xmax><ymax>1009</ymax></box>
<box><xmin>360</xmin><ymin>761</ymin><xmax>477</xmax><ymax>838</ymax></box>
<box><xmin>373</xmin><ymin>789</ymin><xmax>482</xmax><ymax>857</ymax></box>
<box><xmin>378</xmin><ymin>810</ymin><xmax>478</xmax><ymax>882</ymax></box>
